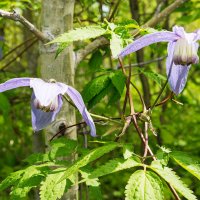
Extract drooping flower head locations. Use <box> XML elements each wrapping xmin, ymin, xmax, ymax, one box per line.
<box><xmin>0</xmin><ymin>78</ymin><xmax>96</xmax><ymax>137</ymax></box>
<box><xmin>119</xmin><ymin>26</ymin><xmax>200</xmax><ymax>94</ymax></box>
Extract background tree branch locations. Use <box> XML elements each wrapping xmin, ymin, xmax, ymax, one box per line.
<box><xmin>0</xmin><ymin>9</ymin><xmax>47</xmax><ymax>42</ymax></box>
<box><xmin>75</xmin><ymin>0</ymin><xmax>188</xmax><ymax>66</ymax></box>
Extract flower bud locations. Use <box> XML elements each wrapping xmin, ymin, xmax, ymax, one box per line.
<box><xmin>173</xmin><ymin>38</ymin><xmax>199</xmax><ymax>66</ymax></box>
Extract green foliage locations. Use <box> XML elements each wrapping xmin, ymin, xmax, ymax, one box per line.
<box><xmin>110</xmin><ymin>33</ymin><xmax>123</xmax><ymax>58</ymax></box>
<box><xmin>59</xmin><ymin>143</ymin><xmax>119</xmax><ymax>182</ymax></box>
<box><xmin>89</xmin><ymin>186</ymin><xmax>103</xmax><ymax>200</ymax></box>
<box><xmin>123</xmin><ymin>144</ymin><xmax>134</xmax><ymax>159</ymax></box>
<box><xmin>136</xmin><ymin>68</ymin><xmax>166</xmax><ymax>86</ymax></box>
<box><xmin>125</xmin><ymin>170</ymin><xmax>164</xmax><ymax>200</ymax></box>
<box><xmin>150</xmin><ymin>161</ymin><xmax>197</xmax><ymax>200</ymax></box>
<box><xmin>48</xmin><ymin>25</ymin><xmax>106</xmax><ymax>47</ymax></box>
<box><xmin>40</xmin><ymin>168</ymin><xmax>68</xmax><ymax>200</ymax></box>
<box><xmin>89</xmin><ymin>50</ymin><xmax>103</xmax><ymax>71</ymax></box>
<box><xmin>86</xmin><ymin>157</ymin><xmax>141</xmax><ymax>180</ymax></box>
<box><xmin>82</xmin><ymin>71</ymin><xmax>126</xmax><ymax>108</ymax></box>
<box><xmin>170</xmin><ymin>151</ymin><xmax>200</xmax><ymax>181</ymax></box>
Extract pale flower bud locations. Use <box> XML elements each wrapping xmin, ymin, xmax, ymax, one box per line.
<box><xmin>173</xmin><ymin>38</ymin><xmax>199</xmax><ymax>66</ymax></box>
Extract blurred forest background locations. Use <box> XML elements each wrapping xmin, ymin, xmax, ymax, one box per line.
<box><xmin>0</xmin><ymin>0</ymin><xmax>200</xmax><ymax>199</ymax></box>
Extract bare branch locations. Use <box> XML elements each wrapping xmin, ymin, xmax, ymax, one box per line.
<box><xmin>143</xmin><ymin>0</ymin><xmax>188</xmax><ymax>27</ymax></box>
<box><xmin>76</xmin><ymin>37</ymin><xmax>108</xmax><ymax>65</ymax></box>
<box><xmin>0</xmin><ymin>9</ymin><xmax>47</xmax><ymax>42</ymax></box>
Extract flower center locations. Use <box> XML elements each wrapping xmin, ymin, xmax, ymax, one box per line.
<box><xmin>173</xmin><ymin>38</ymin><xmax>199</xmax><ymax>66</ymax></box>
<box><xmin>33</xmin><ymin>97</ymin><xmax>59</xmax><ymax>112</ymax></box>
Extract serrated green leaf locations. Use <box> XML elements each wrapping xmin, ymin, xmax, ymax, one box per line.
<box><xmin>150</xmin><ymin>161</ymin><xmax>197</xmax><ymax>200</ymax></box>
<box><xmin>82</xmin><ymin>74</ymin><xmax>110</xmax><ymax>103</ymax></box>
<box><xmin>170</xmin><ymin>151</ymin><xmax>200</xmax><ymax>180</ymax></box>
<box><xmin>48</xmin><ymin>26</ymin><xmax>106</xmax><ymax>44</ymax></box>
<box><xmin>59</xmin><ymin>143</ymin><xmax>118</xmax><ymax>182</ymax></box>
<box><xmin>24</xmin><ymin>153</ymin><xmax>50</xmax><ymax>164</ymax></box>
<box><xmin>9</xmin><ymin>166</ymin><xmax>46</xmax><ymax>199</ymax></box>
<box><xmin>40</xmin><ymin>168</ymin><xmax>67</xmax><ymax>200</ymax></box>
<box><xmin>88</xmin><ymin>81</ymin><xmax>112</xmax><ymax>108</ymax></box>
<box><xmin>125</xmin><ymin>170</ymin><xmax>164</xmax><ymax>200</ymax></box>
<box><xmin>109</xmin><ymin>71</ymin><xmax>126</xmax><ymax>96</ymax></box>
<box><xmin>0</xmin><ymin>170</ymin><xmax>24</xmax><ymax>191</ymax></box>
<box><xmin>55</xmin><ymin>42</ymin><xmax>70</xmax><ymax>58</ymax></box>
<box><xmin>88</xmin><ymin>157</ymin><xmax>141</xmax><ymax>180</ymax></box>
<box><xmin>110</xmin><ymin>33</ymin><xmax>123</xmax><ymax>58</ymax></box>
<box><xmin>80</xmin><ymin>167</ymin><xmax>100</xmax><ymax>186</ymax></box>
<box><xmin>138</xmin><ymin>68</ymin><xmax>166</xmax><ymax>86</ymax></box>
<box><xmin>89</xmin><ymin>50</ymin><xmax>103</xmax><ymax>71</ymax></box>
<box><xmin>49</xmin><ymin>138</ymin><xmax>77</xmax><ymax>160</ymax></box>
<box><xmin>123</xmin><ymin>144</ymin><xmax>134</xmax><ymax>159</ymax></box>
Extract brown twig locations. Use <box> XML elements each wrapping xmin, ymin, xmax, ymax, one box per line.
<box><xmin>0</xmin><ymin>9</ymin><xmax>47</xmax><ymax>42</ymax></box>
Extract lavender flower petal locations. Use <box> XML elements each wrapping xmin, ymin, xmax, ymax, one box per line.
<box><xmin>0</xmin><ymin>78</ymin><xmax>30</xmax><ymax>92</ymax></box>
<box><xmin>30</xmin><ymin>78</ymin><xmax>68</xmax><ymax>107</ymax></box>
<box><xmin>65</xmin><ymin>86</ymin><xmax>96</xmax><ymax>137</ymax></box>
<box><xmin>119</xmin><ymin>31</ymin><xmax>179</xmax><ymax>57</ymax></box>
<box><xmin>31</xmin><ymin>93</ymin><xmax>63</xmax><ymax>131</ymax></box>
<box><xmin>166</xmin><ymin>42</ymin><xmax>190</xmax><ymax>94</ymax></box>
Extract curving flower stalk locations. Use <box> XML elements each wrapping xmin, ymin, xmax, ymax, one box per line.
<box><xmin>119</xmin><ymin>26</ymin><xmax>200</xmax><ymax>94</ymax></box>
<box><xmin>0</xmin><ymin>78</ymin><xmax>96</xmax><ymax>136</ymax></box>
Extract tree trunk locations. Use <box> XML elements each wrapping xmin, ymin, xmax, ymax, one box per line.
<box><xmin>39</xmin><ymin>0</ymin><xmax>77</xmax><ymax>199</ymax></box>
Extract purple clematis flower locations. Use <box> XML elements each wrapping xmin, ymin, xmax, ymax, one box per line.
<box><xmin>0</xmin><ymin>78</ymin><xmax>96</xmax><ymax>136</ymax></box>
<box><xmin>119</xmin><ymin>26</ymin><xmax>200</xmax><ymax>94</ymax></box>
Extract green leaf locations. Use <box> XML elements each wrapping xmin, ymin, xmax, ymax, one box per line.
<box><xmin>49</xmin><ymin>138</ymin><xmax>77</xmax><ymax>160</ymax></box>
<box><xmin>82</xmin><ymin>74</ymin><xmax>110</xmax><ymax>103</ymax></box>
<box><xmin>109</xmin><ymin>71</ymin><xmax>126</xmax><ymax>96</ymax></box>
<box><xmin>89</xmin><ymin>50</ymin><xmax>103</xmax><ymax>71</ymax></box>
<box><xmin>24</xmin><ymin>153</ymin><xmax>50</xmax><ymax>164</ymax></box>
<box><xmin>88</xmin><ymin>81</ymin><xmax>113</xmax><ymax>108</ymax></box>
<box><xmin>123</xmin><ymin>144</ymin><xmax>134</xmax><ymax>159</ymax></box>
<box><xmin>125</xmin><ymin>170</ymin><xmax>164</xmax><ymax>200</ymax></box>
<box><xmin>55</xmin><ymin>42</ymin><xmax>70</xmax><ymax>58</ymax></box>
<box><xmin>170</xmin><ymin>151</ymin><xmax>200</xmax><ymax>180</ymax></box>
<box><xmin>48</xmin><ymin>26</ymin><xmax>106</xmax><ymax>44</ymax></box>
<box><xmin>110</xmin><ymin>33</ymin><xmax>123</xmax><ymax>58</ymax></box>
<box><xmin>88</xmin><ymin>157</ymin><xmax>141</xmax><ymax>180</ymax></box>
<box><xmin>80</xmin><ymin>167</ymin><xmax>100</xmax><ymax>186</ymax></box>
<box><xmin>150</xmin><ymin>161</ymin><xmax>197</xmax><ymax>200</ymax></box>
<box><xmin>10</xmin><ymin>166</ymin><xmax>46</xmax><ymax>199</ymax></box>
<box><xmin>138</xmin><ymin>68</ymin><xmax>166</xmax><ymax>86</ymax></box>
<box><xmin>40</xmin><ymin>168</ymin><xmax>67</xmax><ymax>200</ymax></box>
<box><xmin>0</xmin><ymin>170</ymin><xmax>24</xmax><ymax>191</ymax></box>
<box><xmin>59</xmin><ymin>143</ymin><xmax>118</xmax><ymax>182</ymax></box>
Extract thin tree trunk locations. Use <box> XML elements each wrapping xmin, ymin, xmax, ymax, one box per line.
<box><xmin>39</xmin><ymin>0</ymin><xmax>77</xmax><ymax>199</ymax></box>
<box><xmin>129</xmin><ymin>0</ymin><xmax>151</xmax><ymax>107</ymax></box>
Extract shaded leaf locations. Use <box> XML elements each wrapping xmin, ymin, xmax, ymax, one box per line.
<box><xmin>109</xmin><ymin>71</ymin><xmax>126</xmax><ymax>96</ymax></box>
<box><xmin>82</xmin><ymin>74</ymin><xmax>110</xmax><ymax>103</ymax></box>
